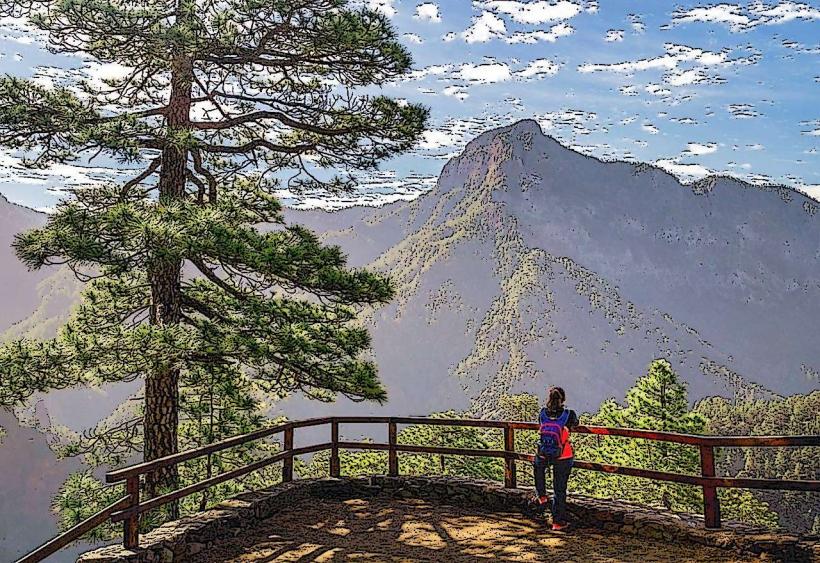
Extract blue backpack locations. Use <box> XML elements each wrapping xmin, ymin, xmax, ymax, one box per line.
<box><xmin>538</xmin><ymin>408</ymin><xmax>570</xmax><ymax>460</ymax></box>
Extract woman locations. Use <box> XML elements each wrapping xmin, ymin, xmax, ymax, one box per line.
<box><xmin>533</xmin><ymin>386</ymin><xmax>579</xmax><ymax>531</ymax></box>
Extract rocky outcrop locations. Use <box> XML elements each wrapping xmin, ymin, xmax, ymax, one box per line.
<box><xmin>78</xmin><ymin>477</ymin><xmax>819</xmax><ymax>562</ymax></box>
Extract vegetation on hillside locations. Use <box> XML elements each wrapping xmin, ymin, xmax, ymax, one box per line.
<box><xmin>695</xmin><ymin>391</ymin><xmax>820</xmax><ymax>533</ymax></box>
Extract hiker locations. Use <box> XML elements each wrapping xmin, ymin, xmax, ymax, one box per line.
<box><xmin>532</xmin><ymin>386</ymin><xmax>579</xmax><ymax>531</ymax></box>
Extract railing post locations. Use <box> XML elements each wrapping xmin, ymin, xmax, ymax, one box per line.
<box><xmin>700</xmin><ymin>444</ymin><xmax>721</xmax><ymax>529</ymax></box>
<box><xmin>330</xmin><ymin>418</ymin><xmax>340</xmax><ymax>477</ymax></box>
<box><xmin>388</xmin><ymin>419</ymin><xmax>398</xmax><ymax>476</ymax></box>
<box><xmin>123</xmin><ymin>475</ymin><xmax>140</xmax><ymax>550</ymax></box>
<box><xmin>282</xmin><ymin>425</ymin><xmax>294</xmax><ymax>483</ymax></box>
<box><xmin>504</xmin><ymin>425</ymin><xmax>517</xmax><ymax>489</ymax></box>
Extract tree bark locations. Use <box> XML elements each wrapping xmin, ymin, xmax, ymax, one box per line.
<box><xmin>143</xmin><ymin>53</ymin><xmax>193</xmax><ymax>517</ymax></box>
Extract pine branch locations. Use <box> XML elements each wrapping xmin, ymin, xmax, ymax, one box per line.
<box><xmin>199</xmin><ymin>139</ymin><xmax>316</xmax><ymax>155</ymax></box>
<box><xmin>121</xmin><ymin>156</ymin><xmax>161</xmax><ymax>197</ymax></box>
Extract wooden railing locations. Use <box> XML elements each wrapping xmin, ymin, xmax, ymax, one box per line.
<box><xmin>18</xmin><ymin>416</ymin><xmax>820</xmax><ymax>562</ymax></box>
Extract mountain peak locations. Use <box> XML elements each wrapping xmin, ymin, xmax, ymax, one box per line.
<box><xmin>507</xmin><ymin>118</ymin><xmax>543</xmax><ymax>135</ymax></box>
<box><xmin>470</xmin><ymin>118</ymin><xmax>545</xmax><ymax>147</ymax></box>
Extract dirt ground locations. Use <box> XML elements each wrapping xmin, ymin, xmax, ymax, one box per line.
<box><xmin>192</xmin><ymin>497</ymin><xmax>761</xmax><ymax>562</ymax></box>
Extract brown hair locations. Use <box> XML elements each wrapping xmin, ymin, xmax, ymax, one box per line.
<box><xmin>547</xmin><ymin>386</ymin><xmax>566</xmax><ymax>412</ymax></box>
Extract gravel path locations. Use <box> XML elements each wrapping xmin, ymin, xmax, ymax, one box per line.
<box><xmin>192</xmin><ymin>497</ymin><xmax>760</xmax><ymax>562</ymax></box>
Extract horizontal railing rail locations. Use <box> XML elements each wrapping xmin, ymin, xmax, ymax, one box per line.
<box><xmin>18</xmin><ymin>416</ymin><xmax>820</xmax><ymax>562</ymax></box>
<box><xmin>16</xmin><ymin>495</ymin><xmax>131</xmax><ymax>563</ymax></box>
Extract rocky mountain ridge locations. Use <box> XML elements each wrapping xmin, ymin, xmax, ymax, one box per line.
<box><xmin>282</xmin><ymin>119</ymin><xmax>817</xmax><ymax>417</ymax></box>
<box><xmin>1</xmin><ymin>119</ymin><xmax>818</xmax><ymax>422</ymax></box>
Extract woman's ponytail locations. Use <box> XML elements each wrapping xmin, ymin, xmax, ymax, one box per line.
<box><xmin>547</xmin><ymin>386</ymin><xmax>566</xmax><ymax>413</ymax></box>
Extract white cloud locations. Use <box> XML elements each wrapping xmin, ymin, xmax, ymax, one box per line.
<box><xmin>457</xmin><ymin>62</ymin><xmax>512</xmax><ymax>83</ymax></box>
<box><xmin>655</xmin><ymin>158</ymin><xmax>712</xmax><ymax>181</ymax></box>
<box><xmin>506</xmin><ymin>22</ymin><xmax>574</xmax><ymax>43</ymax></box>
<box><xmin>619</xmin><ymin>85</ymin><xmax>639</xmax><ymax>96</ymax></box>
<box><xmin>400</xmin><ymin>58</ymin><xmax>563</xmax><ymax>88</ymax></box>
<box><xmin>642</xmin><ymin>123</ymin><xmax>660</xmax><ymax>134</ymax></box>
<box><xmin>683</xmin><ymin>142</ymin><xmax>719</xmax><ymax>155</ymax></box>
<box><xmin>670</xmin><ymin>116</ymin><xmax>699</xmax><ymax>125</ymax></box>
<box><xmin>459</xmin><ymin>11</ymin><xmax>507</xmax><ymax>43</ymax></box>
<box><xmin>443</xmin><ymin>85</ymin><xmax>470</xmax><ymax>101</ymax></box>
<box><xmin>405</xmin><ymin>63</ymin><xmax>453</xmax><ymax>81</ymax></box>
<box><xmin>579</xmin><ymin>54</ymin><xmax>677</xmax><ymax>74</ymax></box>
<box><xmin>672</xmin><ymin>1</ymin><xmax>820</xmax><ymax>32</ymax></box>
<box><xmin>478</xmin><ymin>1</ymin><xmax>582</xmax><ymax>24</ymax></box>
<box><xmin>672</xmin><ymin>4</ymin><xmax>751</xmax><ymax>31</ymax></box>
<box><xmin>278</xmin><ymin>171</ymin><xmax>437</xmax><ymax>210</ymax></box>
<box><xmin>796</xmin><ymin>183</ymin><xmax>820</xmax><ymax>201</ymax></box>
<box><xmin>448</xmin><ymin>2</ymin><xmax>581</xmax><ymax>44</ymax></box>
<box><xmin>537</xmin><ymin>109</ymin><xmax>600</xmax><ymax>138</ymax></box>
<box><xmin>578</xmin><ymin>43</ymin><xmax>759</xmax><ymax>87</ymax></box>
<box><xmin>505</xmin><ymin>96</ymin><xmax>525</xmax><ymax>111</ymax></box>
<box><xmin>362</xmin><ymin>0</ymin><xmax>397</xmax><ymax>18</ymax></box>
<box><xmin>746</xmin><ymin>143</ymin><xmax>765</xmax><ymax>151</ymax></box>
<box><xmin>403</xmin><ymin>33</ymin><xmax>424</xmax><ymax>44</ymax></box>
<box><xmin>629</xmin><ymin>13</ymin><xmax>646</xmax><ymax>34</ymax></box>
<box><xmin>737</xmin><ymin>0</ymin><xmax>820</xmax><ymax>26</ymax></box>
<box><xmin>605</xmin><ymin>29</ymin><xmax>624</xmax><ymax>42</ymax></box>
<box><xmin>666</xmin><ymin>67</ymin><xmax>717</xmax><ymax>86</ymax></box>
<box><xmin>800</xmin><ymin>119</ymin><xmax>820</xmax><ymax>137</ymax></box>
<box><xmin>645</xmin><ymin>83</ymin><xmax>672</xmax><ymax>96</ymax></box>
<box><xmin>419</xmin><ymin>129</ymin><xmax>460</xmax><ymax>149</ymax></box>
<box><xmin>0</xmin><ymin>16</ymin><xmax>43</xmax><ymax>45</ymax></box>
<box><xmin>414</xmin><ymin>114</ymin><xmax>519</xmax><ymax>157</ymax></box>
<box><xmin>0</xmin><ymin>151</ymin><xmax>130</xmax><ymax>196</ymax></box>
<box><xmin>30</xmin><ymin>62</ymin><xmax>140</xmax><ymax>112</ymax></box>
<box><xmin>726</xmin><ymin>103</ymin><xmax>761</xmax><ymax>119</ymax></box>
<box><xmin>517</xmin><ymin>58</ymin><xmax>560</xmax><ymax>78</ymax></box>
<box><xmin>781</xmin><ymin>39</ymin><xmax>820</xmax><ymax>54</ymax></box>
<box><xmin>414</xmin><ymin>2</ymin><xmax>442</xmax><ymax>22</ymax></box>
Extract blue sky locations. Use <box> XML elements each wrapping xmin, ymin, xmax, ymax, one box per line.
<box><xmin>0</xmin><ymin>0</ymin><xmax>818</xmax><ymax>211</ymax></box>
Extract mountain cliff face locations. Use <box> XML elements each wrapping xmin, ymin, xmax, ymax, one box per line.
<box><xmin>283</xmin><ymin>119</ymin><xmax>819</xmax><ymax>416</ymax></box>
<box><xmin>0</xmin><ymin>194</ymin><xmax>51</xmax><ymax>333</ymax></box>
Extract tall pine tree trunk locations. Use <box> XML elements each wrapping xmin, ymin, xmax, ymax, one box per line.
<box><xmin>144</xmin><ymin>53</ymin><xmax>192</xmax><ymax>516</ymax></box>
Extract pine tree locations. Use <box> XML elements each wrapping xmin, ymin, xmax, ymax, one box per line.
<box><xmin>576</xmin><ymin>359</ymin><xmax>776</xmax><ymax>525</ymax></box>
<box><xmin>582</xmin><ymin>359</ymin><xmax>706</xmax><ymax>510</ymax></box>
<box><xmin>0</xmin><ymin>0</ymin><xmax>427</xmax><ymax>508</ymax></box>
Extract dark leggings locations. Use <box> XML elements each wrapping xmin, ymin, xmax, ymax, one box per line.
<box><xmin>533</xmin><ymin>456</ymin><xmax>574</xmax><ymax>523</ymax></box>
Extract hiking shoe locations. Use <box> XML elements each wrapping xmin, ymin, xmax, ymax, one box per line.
<box><xmin>524</xmin><ymin>497</ymin><xmax>549</xmax><ymax>518</ymax></box>
<box><xmin>551</xmin><ymin>521</ymin><xmax>569</xmax><ymax>532</ymax></box>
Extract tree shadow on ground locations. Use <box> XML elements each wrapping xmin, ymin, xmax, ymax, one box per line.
<box><xmin>190</xmin><ymin>497</ymin><xmax>756</xmax><ymax>562</ymax></box>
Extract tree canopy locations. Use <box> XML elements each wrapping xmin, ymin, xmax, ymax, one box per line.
<box><xmin>0</xmin><ymin>0</ymin><xmax>427</xmax><ymax>506</ymax></box>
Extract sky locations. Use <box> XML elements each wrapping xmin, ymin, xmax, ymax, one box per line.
<box><xmin>0</xmin><ymin>0</ymin><xmax>818</xmax><ymax>211</ymax></box>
